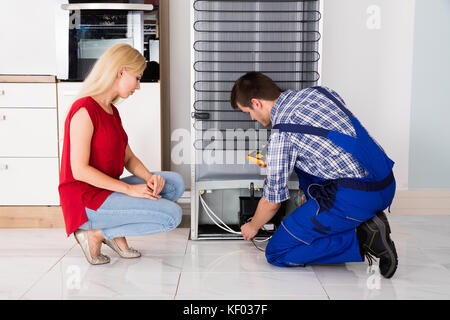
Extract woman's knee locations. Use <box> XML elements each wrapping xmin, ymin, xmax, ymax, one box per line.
<box><xmin>132</xmin><ymin>202</ymin><xmax>182</xmax><ymax>236</ymax></box>
<box><xmin>160</xmin><ymin>201</ymin><xmax>183</xmax><ymax>231</ymax></box>
<box><xmin>168</xmin><ymin>172</ymin><xmax>185</xmax><ymax>198</ymax></box>
<box><xmin>120</xmin><ymin>175</ymin><xmax>145</xmax><ymax>185</ymax></box>
<box><xmin>159</xmin><ymin>171</ymin><xmax>185</xmax><ymax>201</ymax></box>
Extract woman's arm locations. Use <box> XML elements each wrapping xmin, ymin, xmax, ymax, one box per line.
<box><xmin>124</xmin><ymin>145</ymin><xmax>165</xmax><ymax>197</ymax></box>
<box><xmin>69</xmin><ymin>108</ymin><xmax>156</xmax><ymax>199</ymax></box>
<box><xmin>124</xmin><ymin>145</ymin><xmax>153</xmax><ymax>181</ymax></box>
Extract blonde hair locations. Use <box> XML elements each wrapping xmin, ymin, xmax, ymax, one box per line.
<box><xmin>75</xmin><ymin>43</ymin><xmax>147</xmax><ymax>104</ymax></box>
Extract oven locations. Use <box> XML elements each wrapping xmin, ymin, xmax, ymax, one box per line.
<box><xmin>56</xmin><ymin>1</ymin><xmax>159</xmax><ymax>82</ymax></box>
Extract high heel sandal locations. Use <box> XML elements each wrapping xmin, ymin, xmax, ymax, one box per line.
<box><xmin>102</xmin><ymin>239</ymin><xmax>141</xmax><ymax>259</ymax></box>
<box><xmin>74</xmin><ymin>229</ymin><xmax>110</xmax><ymax>265</ymax></box>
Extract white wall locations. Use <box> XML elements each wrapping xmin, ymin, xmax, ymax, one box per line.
<box><xmin>408</xmin><ymin>0</ymin><xmax>450</xmax><ymax>189</ymax></box>
<box><xmin>320</xmin><ymin>0</ymin><xmax>416</xmax><ymax>190</ymax></box>
<box><xmin>168</xmin><ymin>0</ymin><xmax>192</xmax><ymax>186</ymax></box>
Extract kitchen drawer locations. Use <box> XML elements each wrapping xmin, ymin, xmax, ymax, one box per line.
<box><xmin>0</xmin><ymin>108</ymin><xmax>58</xmax><ymax>157</ymax></box>
<box><xmin>0</xmin><ymin>158</ymin><xmax>60</xmax><ymax>205</ymax></box>
<box><xmin>0</xmin><ymin>83</ymin><xmax>56</xmax><ymax>108</ymax></box>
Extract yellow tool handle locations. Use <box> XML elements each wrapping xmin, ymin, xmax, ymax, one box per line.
<box><xmin>246</xmin><ymin>154</ymin><xmax>266</xmax><ymax>167</ymax></box>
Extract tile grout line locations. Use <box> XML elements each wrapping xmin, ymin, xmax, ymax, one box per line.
<box><xmin>173</xmin><ymin>229</ymin><xmax>191</xmax><ymax>299</ymax></box>
<box><xmin>312</xmin><ymin>267</ymin><xmax>331</xmax><ymax>300</ymax></box>
<box><xmin>18</xmin><ymin>243</ymin><xmax>77</xmax><ymax>300</ymax></box>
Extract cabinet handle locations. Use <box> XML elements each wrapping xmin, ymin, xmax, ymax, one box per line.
<box><xmin>0</xmin><ymin>164</ymin><xmax>8</xmax><ymax>170</ymax></box>
<box><xmin>63</xmin><ymin>91</ymin><xmax>78</xmax><ymax>96</ymax></box>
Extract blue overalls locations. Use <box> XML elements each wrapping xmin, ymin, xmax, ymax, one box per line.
<box><xmin>265</xmin><ymin>87</ymin><xmax>396</xmax><ymax>267</ymax></box>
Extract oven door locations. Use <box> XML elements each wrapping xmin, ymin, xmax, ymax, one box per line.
<box><xmin>56</xmin><ymin>1</ymin><xmax>155</xmax><ymax>81</ymax></box>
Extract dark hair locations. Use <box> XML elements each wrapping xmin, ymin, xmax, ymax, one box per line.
<box><xmin>230</xmin><ymin>72</ymin><xmax>282</xmax><ymax>109</ymax></box>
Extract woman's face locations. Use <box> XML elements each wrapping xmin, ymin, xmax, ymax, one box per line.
<box><xmin>116</xmin><ymin>68</ymin><xmax>142</xmax><ymax>99</ymax></box>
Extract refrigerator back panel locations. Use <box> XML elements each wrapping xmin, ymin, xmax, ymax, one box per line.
<box><xmin>192</xmin><ymin>0</ymin><xmax>322</xmax><ymax>182</ymax></box>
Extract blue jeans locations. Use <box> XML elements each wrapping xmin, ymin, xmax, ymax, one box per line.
<box><xmin>78</xmin><ymin>171</ymin><xmax>185</xmax><ymax>240</ymax></box>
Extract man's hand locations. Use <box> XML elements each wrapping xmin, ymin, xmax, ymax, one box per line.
<box><xmin>240</xmin><ymin>197</ymin><xmax>281</xmax><ymax>240</ymax></box>
<box><xmin>240</xmin><ymin>221</ymin><xmax>260</xmax><ymax>241</ymax></box>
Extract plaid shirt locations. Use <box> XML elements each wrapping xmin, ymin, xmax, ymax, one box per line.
<box><xmin>263</xmin><ymin>87</ymin><xmax>368</xmax><ymax>203</ymax></box>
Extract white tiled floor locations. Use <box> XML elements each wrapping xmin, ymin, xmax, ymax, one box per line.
<box><xmin>1</xmin><ymin>215</ymin><xmax>450</xmax><ymax>300</ymax></box>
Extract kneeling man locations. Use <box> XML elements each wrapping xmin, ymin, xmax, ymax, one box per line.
<box><xmin>231</xmin><ymin>72</ymin><xmax>398</xmax><ymax>278</ymax></box>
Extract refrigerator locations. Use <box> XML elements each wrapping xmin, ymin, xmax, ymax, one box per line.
<box><xmin>190</xmin><ymin>0</ymin><xmax>323</xmax><ymax>240</ymax></box>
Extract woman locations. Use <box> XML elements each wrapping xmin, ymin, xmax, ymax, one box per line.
<box><xmin>59</xmin><ymin>43</ymin><xmax>185</xmax><ymax>265</ymax></box>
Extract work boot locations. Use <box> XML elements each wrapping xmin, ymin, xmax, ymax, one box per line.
<box><xmin>356</xmin><ymin>211</ymin><xmax>398</xmax><ymax>278</ymax></box>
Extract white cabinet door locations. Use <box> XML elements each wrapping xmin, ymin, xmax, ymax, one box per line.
<box><xmin>116</xmin><ymin>83</ymin><xmax>162</xmax><ymax>176</ymax></box>
<box><xmin>0</xmin><ymin>158</ymin><xmax>60</xmax><ymax>205</ymax></box>
<box><xmin>56</xmin><ymin>82</ymin><xmax>82</xmax><ymax>162</ymax></box>
<box><xmin>0</xmin><ymin>82</ymin><xmax>60</xmax><ymax>205</ymax></box>
<box><xmin>0</xmin><ymin>108</ymin><xmax>58</xmax><ymax>157</ymax></box>
<box><xmin>57</xmin><ymin>82</ymin><xmax>162</xmax><ymax>176</ymax></box>
<box><xmin>0</xmin><ymin>0</ymin><xmax>57</xmax><ymax>75</ymax></box>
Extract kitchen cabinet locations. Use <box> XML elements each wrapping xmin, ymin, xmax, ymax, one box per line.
<box><xmin>0</xmin><ymin>82</ymin><xmax>60</xmax><ymax>205</ymax></box>
<box><xmin>0</xmin><ymin>158</ymin><xmax>60</xmax><ymax>205</ymax></box>
<box><xmin>116</xmin><ymin>83</ymin><xmax>162</xmax><ymax>175</ymax></box>
<box><xmin>0</xmin><ymin>108</ymin><xmax>58</xmax><ymax>157</ymax></box>
<box><xmin>57</xmin><ymin>82</ymin><xmax>162</xmax><ymax>177</ymax></box>
<box><xmin>0</xmin><ymin>0</ymin><xmax>57</xmax><ymax>75</ymax></box>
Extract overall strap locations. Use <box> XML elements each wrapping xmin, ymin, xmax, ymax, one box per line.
<box><xmin>311</xmin><ymin>86</ymin><xmax>354</xmax><ymax>120</ymax></box>
<box><xmin>311</xmin><ymin>86</ymin><xmax>372</xmax><ymax>148</ymax></box>
<box><xmin>272</xmin><ymin>122</ymin><xmax>359</xmax><ymax>157</ymax></box>
<box><xmin>272</xmin><ymin>123</ymin><xmax>329</xmax><ymax>137</ymax></box>
<box><xmin>272</xmin><ymin>87</ymin><xmax>394</xmax><ymax>192</ymax></box>
<box><xmin>272</xmin><ymin>87</ymin><xmax>358</xmax><ymax>143</ymax></box>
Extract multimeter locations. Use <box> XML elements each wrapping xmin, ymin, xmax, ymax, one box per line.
<box><xmin>246</xmin><ymin>150</ymin><xmax>266</xmax><ymax>167</ymax></box>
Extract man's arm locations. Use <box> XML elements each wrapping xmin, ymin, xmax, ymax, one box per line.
<box><xmin>240</xmin><ymin>131</ymin><xmax>298</xmax><ymax>240</ymax></box>
<box><xmin>241</xmin><ymin>197</ymin><xmax>281</xmax><ymax>240</ymax></box>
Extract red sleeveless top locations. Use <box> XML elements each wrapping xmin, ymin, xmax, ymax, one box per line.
<box><xmin>58</xmin><ymin>96</ymin><xmax>128</xmax><ymax>236</ymax></box>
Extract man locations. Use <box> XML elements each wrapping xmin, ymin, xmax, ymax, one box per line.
<box><xmin>231</xmin><ymin>72</ymin><xmax>398</xmax><ymax>278</ymax></box>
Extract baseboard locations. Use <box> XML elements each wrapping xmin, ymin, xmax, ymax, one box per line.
<box><xmin>0</xmin><ymin>206</ymin><xmax>192</xmax><ymax>229</ymax></box>
<box><xmin>176</xmin><ymin>191</ymin><xmax>191</xmax><ymax>204</ymax></box>
<box><xmin>389</xmin><ymin>190</ymin><xmax>450</xmax><ymax>215</ymax></box>
<box><xmin>0</xmin><ymin>206</ymin><xmax>65</xmax><ymax>228</ymax></box>
<box><xmin>0</xmin><ymin>189</ymin><xmax>448</xmax><ymax>228</ymax></box>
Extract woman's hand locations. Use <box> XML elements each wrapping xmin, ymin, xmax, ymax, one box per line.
<box><xmin>126</xmin><ymin>184</ymin><xmax>160</xmax><ymax>200</ymax></box>
<box><xmin>147</xmin><ymin>174</ymin><xmax>165</xmax><ymax>198</ymax></box>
